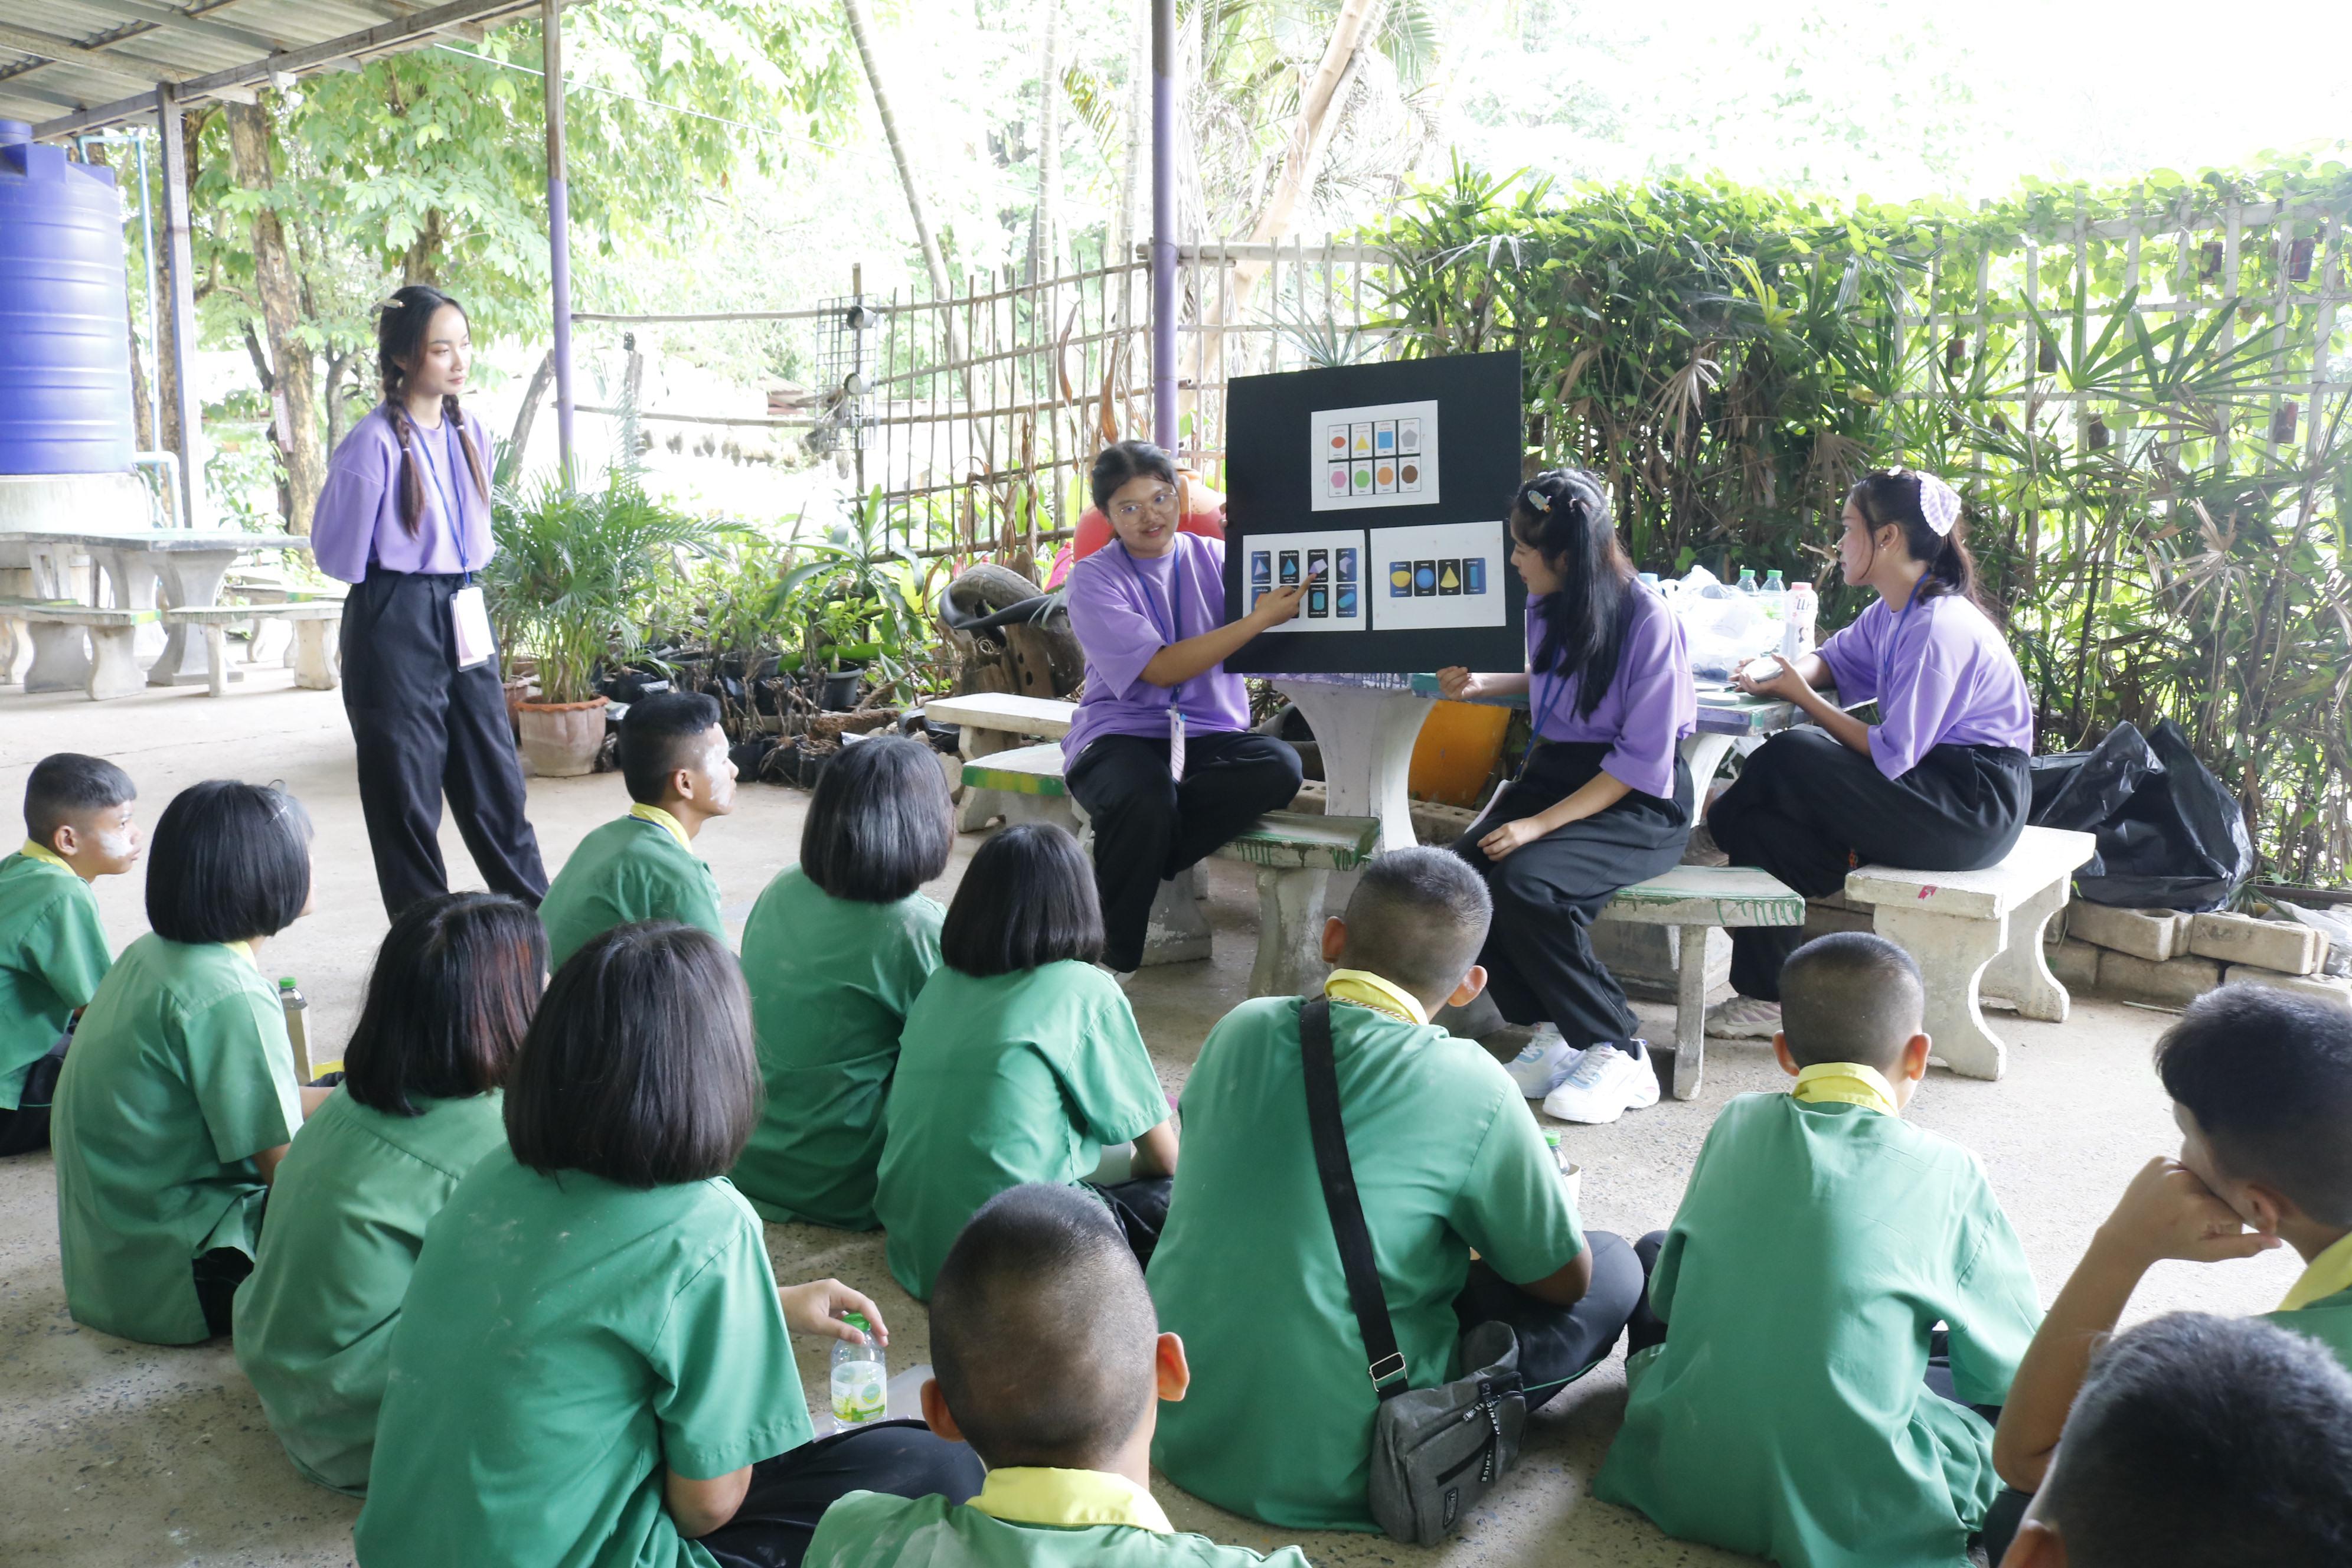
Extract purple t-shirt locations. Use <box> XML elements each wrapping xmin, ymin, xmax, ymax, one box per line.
<box><xmin>311</xmin><ymin>406</ymin><xmax>495</xmax><ymax>584</ymax></box>
<box><xmin>1527</xmin><ymin>578</ymin><xmax>1696</xmax><ymax>800</ymax></box>
<box><xmin>1062</xmin><ymin>533</ymin><xmax>1252</xmax><ymax>761</ymax></box>
<box><xmin>1817</xmin><ymin>591</ymin><xmax>2034</xmax><ymax>780</ymax></box>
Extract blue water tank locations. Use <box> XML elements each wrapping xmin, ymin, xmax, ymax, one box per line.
<box><xmin>0</xmin><ymin>120</ymin><xmax>135</xmax><ymax>475</ymax></box>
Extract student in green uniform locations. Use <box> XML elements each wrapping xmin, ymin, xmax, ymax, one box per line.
<box><xmin>0</xmin><ymin>753</ymin><xmax>139</xmax><ymax>1155</ymax></box>
<box><xmin>734</xmin><ymin>734</ymin><xmax>954</xmax><ymax>1228</ymax></box>
<box><xmin>538</xmin><ymin>690</ymin><xmax>734</xmax><ymax>966</ymax></box>
<box><xmin>877</xmin><ymin>822</ymin><xmax>1177</xmax><ymax>1301</ymax></box>
<box><xmin>1991</xmin><ymin>985</ymin><xmax>2350</xmax><ymax>1555</ymax></box>
<box><xmin>1595</xmin><ymin>932</ymin><xmax>2042</xmax><ymax>1568</ymax></box>
<box><xmin>356</xmin><ymin>921</ymin><xmax>982</xmax><ymax>1568</ymax></box>
<box><xmin>51</xmin><ymin>780</ymin><xmax>329</xmax><ymax>1344</ymax></box>
<box><xmin>2000</xmin><ymin>1312</ymin><xmax>2352</xmax><ymax>1568</ymax></box>
<box><xmin>1149</xmin><ymin>848</ymin><xmax>1642</xmax><ymax>1533</ymax></box>
<box><xmin>234</xmin><ymin>891</ymin><xmax>544</xmax><ymax>1495</ymax></box>
<box><xmin>807</xmin><ymin>1182</ymin><xmax>1313</xmax><ymax>1568</ymax></box>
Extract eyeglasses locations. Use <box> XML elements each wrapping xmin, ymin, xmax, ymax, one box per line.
<box><xmin>1112</xmin><ymin>488</ymin><xmax>1177</xmax><ymax>521</ymax></box>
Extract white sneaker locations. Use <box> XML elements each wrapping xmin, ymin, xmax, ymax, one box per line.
<box><xmin>1543</xmin><ymin>1041</ymin><xmax>1660</xmax><ymax>1124</ymax></box>
<box><xmin>1502</xmin><ymin>1027</ymin><xmax>1585</xmax><ymax>1099</ymax></box>
<box><xmin>1705</xmin><ymin>995</ymin><xmax>1783</xmax><ymax>1038</ymax></box>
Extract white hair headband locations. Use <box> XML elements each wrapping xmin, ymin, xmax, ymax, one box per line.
<box><xmin>1892</xmin><ymin>468</ymin><xmax>1962</xmax><ymax>537</ymax></box>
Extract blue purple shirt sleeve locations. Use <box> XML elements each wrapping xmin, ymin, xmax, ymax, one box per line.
<box><xmin>1815</xmin><ymin>603</ymin><xmax>1883</xmax><ymax>705</ymax></box>
<box><xmin>1060</xmin><ymin>534</ymin><xmax>1250</xmax><ymax>760</ymax></box>
<box><xmin>1064</xmin><ymin>549</ymin><xmax>1165</xmax><ymax>697</ymax></box>
<box><xmin>1819</xmin><ymin>596</ymin><xmax>2034</xmax><ymax>779</ymax></box>
<box><xmin>1596</xmin><ymin>592</ymin><xmax>1697</xmax><ymax>798</ymax></box>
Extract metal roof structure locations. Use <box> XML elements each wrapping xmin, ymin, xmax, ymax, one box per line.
<box><xmin>0</xmin><ymin>0</ymin><xmax>563</xmax><ymax>137</ymax></box>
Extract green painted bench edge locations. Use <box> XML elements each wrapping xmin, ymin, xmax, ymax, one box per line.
<box><xmin>961</xmin><ymin>757</ymin><xmax>1069</xmax><ymax>797</ymax></box>
<box><xmin>0</xmin><ymin>598</ymin><xmax>162</xmax><ymax>625</ymax></box>
<box><xmin>165</xmin><ymin>603</ymin><xmax>345</xmax><ymax>622</ymax></box>
<box><xmin>1214</xmin><ymin>811</ymin><xmax>1380</xmax><ymax>872</ymax></box>
<box><xmin>1599</xmin><ymin>869</ymin><xmax>1808</xmax><ymax>927</ymax></box>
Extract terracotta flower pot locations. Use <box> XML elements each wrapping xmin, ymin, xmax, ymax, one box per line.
<box><xmin>515</xmin><ymin>694</ymin><xmax>610</xmax><ymax>778</ymax></box>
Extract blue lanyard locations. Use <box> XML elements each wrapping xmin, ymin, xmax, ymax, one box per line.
<box><xmin>417</xmin><ymin>417</ymin><xmax>471</xmax><ymax>579</ymax></box>
<box><xmin>1115</xmin><ymin>541</ymin><xmax>1188</xmax><ymax>709</ymax></box>
<box><xmin>1877</xmin><ymin>583</ymin><xmax>1922</xmax><ymax>705</ymax></box>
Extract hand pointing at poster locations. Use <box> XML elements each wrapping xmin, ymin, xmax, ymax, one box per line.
<box><xmin>1137</xmin><ymin>574</ymin><xmax>1306</xmax><ymax>689</ymax></box>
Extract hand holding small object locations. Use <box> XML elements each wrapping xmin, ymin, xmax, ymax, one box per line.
<box><xmin>778</xmin><ymin>1279</ymin><xmax>889</xmax><ymax>1345</ymax></box>
<box><xmin>1733</xmin><ymin>653</ymin><xmax>1809</xmax><ymax>703</ymax></box>
<box><xmin>1436</xmin><ymin>666</ymin><xmax>1483</xmax><ymax>701</ymax></box>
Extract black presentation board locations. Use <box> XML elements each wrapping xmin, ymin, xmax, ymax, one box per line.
<box><xmin>1220</xmin><ymin>351</ymin><xmax>1524</xmax><ymax>675</ymax></box>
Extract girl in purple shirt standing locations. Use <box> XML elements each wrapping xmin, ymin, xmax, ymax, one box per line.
<box><xmin>309</xmin><ymin>286</ymin><xmax>546</xmax><ymax>919</ymax></box>
<box><xmin>1063</xmin><ymin>442</ymin><xmax>1308</xmax><ymax>975</ymax></box>
<box><xmin>1706</xmin><ymin>468</ymin><xmax>2034</xmax><ymax>1037</ymax></box>
<box><xmin>1438</xmin><ymin>469</ymin><xmax>1696</xmax><ymax>1124</ymax></box>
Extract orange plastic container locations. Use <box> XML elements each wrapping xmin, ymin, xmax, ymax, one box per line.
<box><xmin>1409</xmin><ymin>701</ymin><xmax>1512</xmax><ymax>808</ymax></box>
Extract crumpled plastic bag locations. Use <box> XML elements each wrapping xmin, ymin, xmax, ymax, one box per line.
<box><xmin>2027</xmin><ymin>718</ymin><xmax>2255</xmax><ymax>912</ymax></box>
<box><xmin>1664</xmin><ymin>567</ymin><xmax>1779</xmax><ymax>680</ymax></box>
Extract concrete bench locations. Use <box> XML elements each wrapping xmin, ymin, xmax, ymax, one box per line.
<box><xmin>0</xmin><ymin>597</ymin><xmax>161</xmax><ymax>700</ymax></box>
<box><xmin>1843</xmin><ymin>825</ymin><xmax>2099</xmax><ymax>1081</ymax></box>
<box><xmin>959</xmin><ymin>741</ymin><xmax>1210</xmax><ymax>968</ymax></box>
<box><xmin>1597</xmin><ymin>865</ymin><xmax>1807</xmax><ymax>1100</ymax></box>
<box><xmin>164</xmin><ymin>602</ymin><xmax>343</xmax><ymax>696</ymax></box>
<box><xmin>1211</xmin><ymin>811</ymin><xmax>1382</xmax><ymax>998</ymax></box>
<box><xmin>927</xmin><ymin>692</ymin><xmax>1077</xmax><ymax>831</ymax></box>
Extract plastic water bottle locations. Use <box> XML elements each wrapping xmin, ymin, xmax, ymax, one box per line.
<box><xmin>1782</xmin><ymin>582</ymin><xmax>1818</xmax><ymax>661</ymax></box>
<box><xmin>278</xmin><ymin>977</ymin><xmax>312</xmax><ymax>1083</ymax></box>
<box><xmin>1758</xmin><ymin>570</ymin><xmax>1787</xmax><ymax>647</ymax></box>
<box><xmin>831</xmin><ymin>1313</ymin><xmax>887</xmax><ymax>1429</ymax></box>
<box><xmin>1736</xmin><ymin>567</ymin><xmax>1758</xmax><ymax>594</ymax></box>
<box><xmin>1541</xmin><ymin>1128</ymin><xmax>1583</xmax><ymax>1210</ymax></box>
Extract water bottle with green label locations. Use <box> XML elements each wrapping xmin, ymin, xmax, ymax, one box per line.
<box><xmin>831</xmin><ymin>1312</ymin><xmax>887</xmax><ymax>1428</ymax></box>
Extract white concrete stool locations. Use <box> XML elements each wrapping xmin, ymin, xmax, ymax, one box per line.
<box><xmin>927</xmin><ymin>692</ymin><xmax>1077</xmax><ymax>831</ymax></box>
<box><xmin>1597</xmin><ymin>865</ymin><xmax>1806</xmax><ymax>1100</ymax></box>
<box><xmin>1211</xmin><ymin>811</ymin><xmax>1382</xmax><ymax>998</ymax></box>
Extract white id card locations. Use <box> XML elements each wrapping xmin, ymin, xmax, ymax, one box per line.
<box><xmin>450</xmin><ymin>584</ymin><xmax>494</xmax><ymax>669</ymax></box>
<box><xmin>1168</xmin><ymin>707</ymin><xmax>1187</xmax><ymax>784</ymax></box>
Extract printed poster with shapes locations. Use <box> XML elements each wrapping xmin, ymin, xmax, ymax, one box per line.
<box><xmin>1309</xmin><ymin>398</ymin><xmax>1439</xmax><ymax>512</ymax></box>
<box><xmin>1242</xmin><ymin>528</ymin><xmax>1367</xmax><ymax>633</ymax></box>
<box><xmin>1368</xmin><ymin>520</ymin><xmax>1508</xmax><ymax>632</ymax></box>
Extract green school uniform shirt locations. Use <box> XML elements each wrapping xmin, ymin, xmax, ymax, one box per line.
<box><xmin>1146</xmin><ymin>996</ymin><xmax>1586</xmax><ymax>1533</ymax></box>
<box><xmin>50</xmin><ymin>933</ymin><xmax>301</xmax><ymax>1345</ymax></box>
<box><xmin>538</xmin><ymin>809</ymin><xmax>726</xmax><ymax>968</ymax></box>
<box><xmin>354</xmin><ymin>1147</ymin><xmax>812</xmax><ymax>1568</ymax></box>
<box><xmin>231</xmin><ymin>1088</ymin><xmax>508</xmax><ymax>1495</ymax></box>
<box><xmin>0</xmin><ymin>847</ymin><xmax>112</xmax><ymax>1109</ymax></box>
<box><xmin>805</xmin><ymin>1475</ymin><xmax>1315</xmax><ymax>1567</ymax></box>
<box><xmin>2266</xmin><ymin>1230</ymin><xmax>2352</xmax><ymax>1374</ymax></box>
<box><xmin>732</xmin><ymin>865</ymin><xmax>943</xmax><ymax>1228</ymax></box>
<box><xmin>1593</xmin><ymin>1092</ymin><xmax>2043</xmax><ymax>1568</ymax></box>
<box><xmin>877</xmin><ymin>961</ymin><xmax>1168</xmax><ymax>1301</ymax></box>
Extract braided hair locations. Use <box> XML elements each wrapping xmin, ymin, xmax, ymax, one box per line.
<box><xmin>1509</xmin><ymin>467</ymin><xmax>1635</xmax><ymax>720</ymax></box>
<box><xmin>377</xmin><ymin>283</ymin><xmax>492</xmax><ymax>537</ymax></box>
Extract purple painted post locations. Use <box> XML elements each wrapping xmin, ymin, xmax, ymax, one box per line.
<box><xmin>543</xmin><ymin>0</ymin><xmax>576</xmax><ymax>485</ymax></box>
<box><xmin>1150</xmin><ymin>0</ymin><xmax>1175</xmax><ymax>454</ymax></box>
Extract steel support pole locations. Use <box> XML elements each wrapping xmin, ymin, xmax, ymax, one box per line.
<box><xmin>543</xmin><ymin>0</ymin><xmax>576</xmax><ymax>486</ymax></box>
<box><xmin>153</xmin><ymin>85</ymin><xmax>200</xmax><ymax>527</ymax></box>
<box><xmin>1149</xmin><ymin>0</ymin><xmax>1175</xmax><ymax>453</ymax></box>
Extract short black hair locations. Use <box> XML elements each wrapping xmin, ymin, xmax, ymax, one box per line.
<box><xmin>1777</xmin><ymin>932</ymin><xmax>1925</xmax><ymax>1070</ymax></box>
<box><xmin>343</xmin><ymin>893</ymin><xmax>546</xmax><ymax>1118</ymax></box>
<box><xmin>24</xmin><ymin>752</ymin><xmax>136</xmax><ymax>848</ymax></box>
<box><xmin>1089</xmin><ymin>439</ymin><xmax>1179</xmax><ymax>513</ymax></box>
<box><xmin>939</xmin><ymin>823</ymin><xmax>1102</xmax><ymax>976</ymax></box>
<box><xmin>504</xmin><ymin>921</ymin><xmax>760</xmax><ymax>1187</ymax></box>
<box><xmin>931</xmin><ymin>1184</ymin><xmax>1160</xmax><ymax>1469</ymax></box>
<box><xmin>801</xmin><ymin>734</ymin><xmax>953</xmax><ymax>903</ymax></box>
<box><xmin>2036</xmin><ymin>1311</ymin><xmax>2352</xmax><ymax>1568</ymax></box>
<box><xmin>2156</xmin><ymin>985</ymin><xmax>2352</xmax><ymax>1226</ymax></box>
<box><xmin>620</xmin><ymin>690</ymin><xmax>723</xmax><ymax>806</ymax></box>
<box><xmin>143</xmin><ymin>780</ymin><xmax>313</xmax><ymax>945</ymax></box>
<box><xmin>1341</xmin><ymin>848</ymin><xmax>1492</xmax><ymax>1004</ymax></box>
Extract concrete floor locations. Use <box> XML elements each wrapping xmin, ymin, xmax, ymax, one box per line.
<box><xmin>0</xmin><ymin>674</ymin><xmax>2308</xmax><ymax>1567</ymax></box>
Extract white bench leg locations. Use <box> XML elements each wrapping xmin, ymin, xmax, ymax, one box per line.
<box><xmin>201</xmin><ymin>623</ymin><xmax>227</xmax><ymax>697</ymax></box>
<box><xmin>23</xmin><ymin>622</ymin><xmax>91</xmax><ymax>693</ymax></box>
<box><xmin>956</xmin><ymin>727</ymin><xmax>1014</xmax><ymax>832</ymax></box>
<box><xmin>1249</xmin><ymin>865</ymin><xmax>1330</xmax><ymax>997</ymax></box>
<box><xmin>293</xmin><ymin>619</ymin><xmax>341</xmax><ymax>691</ymax></box>
<box><xmin>1872</xmin><ymin>906</ymin><xmax>2010</xmax><ymax>1080</ymax></box>
<box><xmin>1142</xmin><ymin>865</ymin><xmax>1213</xmax><ymax>968</ymax></box>
<box><xmin>995</xmin><ymin>793</ymin><xmax>1081</xmax><ymax>837</ymax></box>
<box><xmin>1669</xmin><ymin>922</ymin><xmax>1710</xmax><ymax>1100</ymax></box>
<box><xmin>1981</xmin><ymin>878</ymin><xmax>2071</xmax><ymax>1023</ymax></box>
<box><xmin>85</xmin><ymin>625</ymin><xmax>145</xmax><ymax>701</ymax></box>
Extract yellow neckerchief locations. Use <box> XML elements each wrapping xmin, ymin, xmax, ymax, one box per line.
<box><xmin>1791</xmin><ymin>1061</ymin><xmax>1902</xmax><ymax>1118</ymax></box>
<box><xmin>968</xmin><ymin>1466</ymin><xmax>1172</xmax><ymax>1534</ymax></box>
<box><xmin>223</xmin><ymin>939</ymin><xmax>257</xmax><ymax>968</ymax></box>
<box><xmin>2279</xmin><ymin>1229</ymin><xmax>2352</xmax><ymax>1314</ymax></box>
<box><xmin>628</xmin><ymin>802</ymin><xmax>692</xmax><ymax>851</ymax></box>
<box><xmin>1323</xmin><ymin>968</ymin><xmax>1429</xmax><ymax>1026</ymax></box>
<box><xmin>19</xmin><ymin>838</ymin><xmax>71</xmax><ymax>871</ymax></box>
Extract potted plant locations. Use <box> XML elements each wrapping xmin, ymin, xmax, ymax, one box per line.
<box><xmin>484</xmin><ymin>471</ymin><xmax>723</xmax><ymax>776</ymax></box>
<box><xmin>776</xmin><ymin>488</ymin><xmax>935</xmax><ymax>710</ymax></box>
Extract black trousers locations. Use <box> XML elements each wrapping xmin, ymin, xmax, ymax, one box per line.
<box><xmin>0</xmin><ymin>1027</ymin><xmax>71</xmax><ymax>1156</ymax></box>
<box><xmin>341</xmin><ymin>570</ymin><xmax>548</xmax><ymax>919</ymax></box>
<box><xmin>1706</xmin><ymin>729</ymin><xmax>2030</xmax><ymax>1001</ymax></box>
<box><xmin>1453</xmin><ymin>1229</ymin><xmax>1644</xmax><ymax>1412</ymax></box>
<box><xmin>1066</xmin><ymin>731</ymin><xmax>1303</xmax><ymax>972</ymax></box>
<box><xmin>698</xmin><ymin>1419</ymin><xmax>985</xmax><ymax>1568</ymax></box>
<box><xmin>1451</xmin><ymin>744</ymin><xmax>1693</xmax><ymax>1049</ymax></box>
<box><xmin>1083</xmin><ymin>1175</ymin><xmax>1174</xmax><ymax>1271</ymax></box>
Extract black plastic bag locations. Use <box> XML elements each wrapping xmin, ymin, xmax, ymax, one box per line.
<box><xmin>2027</xmin><ymin>718</ymin><xmax>2255</xmax><ymax>912</ymax></box>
